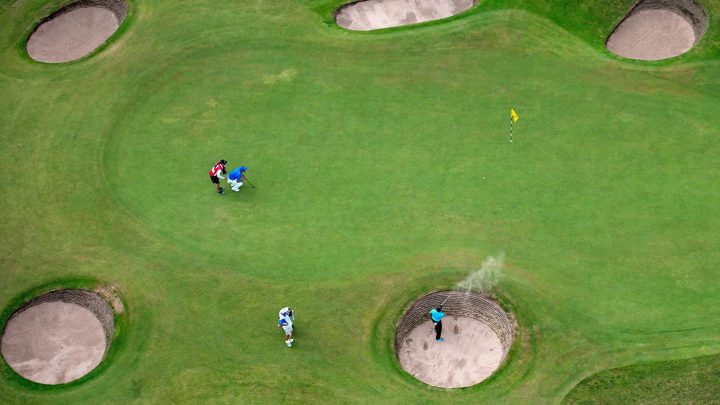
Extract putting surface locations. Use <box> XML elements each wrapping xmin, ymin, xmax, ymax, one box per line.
<box><xmin>2</xmin><ymin>0</ymin><xmax>720</xmax><ymax>403</ymax></box>
<box><xmin>1</xmin><ymin>302</ymin><xmax>106</xmax><ymax>384</ymax></box>
<box><xmin>398</xmin><ymin>317</ymin><xmax>504</xmax><ymax>388</ymax></box>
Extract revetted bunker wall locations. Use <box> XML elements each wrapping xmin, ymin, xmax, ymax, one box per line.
<box><xmin>37</xmin><ymin>0</ymin><xmax>128</xmax><ymax>25</ymax></box>
<box><xmin>611</xmin><ymin>0</ymin><xmax>707</xmax><ymax>42</ymax></box>
<box><xmin>394</xmin><ymin>291</ymin><xmax>514</xmax><ymax>360</ymax></box>
<box><xmin>2</xmin><ymin>289</ymin><xmax>114</xmax><ymax>350</ymax></box>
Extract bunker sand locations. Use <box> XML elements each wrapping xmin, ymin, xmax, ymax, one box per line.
<box><xmin>398</xmin><ymin>316</ymin><xmax>503</xmax><ymax>388</ymax></box>
<box><xmin>336</xmin><ymin>0</ymin><xmax>475</xmax><ymax>31</ymax></box>
<box><xmin>606</xmin><ymin>0</ymin><xmax>707</xmax><ymax>61</ymax></box>
<box><xmin>394</xmin><ymin>291</ymin><xmax>514</xmax><ymax>388</ymax></box>
<box><xmin>1</xmin><ymin>302</ymin><xmax>106</xmax><ymax>384</ymax></box>
<box><xmin>26</xmin><ymin>3</ymin><xmax>125</xmax><ymax>63</ymax></box>
<box><xmin>607</xmin><ymin>10</ymin><xmax>694</xmax><ymax>61</ymax></box>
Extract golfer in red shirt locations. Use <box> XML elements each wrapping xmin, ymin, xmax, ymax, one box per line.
<box><xmin>209</xmin><ymin>160</ymin><xmax>227</xmax><ymax>195</ymax></box>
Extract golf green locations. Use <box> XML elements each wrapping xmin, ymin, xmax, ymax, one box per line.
<box><xmin>1</xmin><ymin>0</ymin><xmax>719</xmax><ymax>402</ymax></box>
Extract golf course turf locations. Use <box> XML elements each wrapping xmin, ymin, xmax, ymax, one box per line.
<box><xmin>1</xmin><ymin>0</ymin><xmax>720</xmax><ymax>402</ymax></box>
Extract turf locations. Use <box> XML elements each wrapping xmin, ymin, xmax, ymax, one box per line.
<box><xmin>1</xmin><ymin>0</ymin><xmax>720</xmax><ymax>403</ymax></box>
<box><xmin>564</xmin><ymin>353</ymin><xmax>720</xmax><ymax>404</ymax></box>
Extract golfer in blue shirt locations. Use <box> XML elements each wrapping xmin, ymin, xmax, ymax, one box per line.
<box><xmin>429</xmin><ymin>306</ymin><xmax>445</xmax><ymax>342</ymax></box>
<box><xmin>227</xmin><ymin>166</ymin><xmax>247</xmax><ymax>192</ymax></box>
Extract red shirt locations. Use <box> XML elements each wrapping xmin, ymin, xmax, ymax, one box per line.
<box><xmin>209</xmin><ymin>163</ymin><xmax>224</xmax><ymax>177</ymax></box>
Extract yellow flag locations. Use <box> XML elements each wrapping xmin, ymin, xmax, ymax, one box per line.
<box><xmin>511</xmin><ymin>108</ymin><xmax>519</xmax><ymax>123</ymax></box>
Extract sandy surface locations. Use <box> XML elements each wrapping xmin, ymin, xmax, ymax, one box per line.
<box><xmin>336</xmin><ymin>0</ymin><xmax>475</xmax><ymax>31</ymax></box>
<box><xmin>397</xmin><ymin>316</ymin><xmax>503</xmax><ymax>388</ymax></box>
<box><xmin>606</xmin><ymin>9</ymin><xmax>696</xmax><ymax>61</ymax></box>
<box><xmin>26</xmin><ymin>6</ymin><xmax>120</xmax><ymax>63</ymax></box>
<box><xmin>1</xmin><ymin>302</ymin><xmax>107</xmax><ymax>384</ymax></box>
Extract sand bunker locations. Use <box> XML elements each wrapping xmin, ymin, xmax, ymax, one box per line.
<box><xmin>1</xmin><ymin>290</ymin><xmax>114</xmax><ymax>384</ymax></box>
<box><xmin>395</xmin><ymin>291</ymin><xmax>514</xmax><ymax>388</ymax></box>
<box><xmin>606</xmin><ymin>0</ymin><xmax>707</xmax><ymax>61</ymax></box>
<box><xmin>336</xmin><ymin>0</ymin><xmax>476</xmax><ymax>31</ymax></box>
<box><xmin>26</xmin><ymin>0</ymin><xmax>128</xmax><ymax>63</ymax></box>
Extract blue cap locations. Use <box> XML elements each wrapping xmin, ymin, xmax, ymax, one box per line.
<box><xmin>240</xmin><ymin>166</ymin><xmax>247</xmax><ymax>172</ymax></box>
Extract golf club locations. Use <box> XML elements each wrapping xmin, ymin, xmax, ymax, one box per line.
<box><xmin>242</xmin><ymin>175</ymin><xmax>256</xmax><ymax>189</ymax></box>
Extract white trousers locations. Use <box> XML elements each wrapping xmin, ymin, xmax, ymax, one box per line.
<box><xmin>228</xmin><ymin>179</ymin><xmax>243</xmax><ymax>191</ymax></box>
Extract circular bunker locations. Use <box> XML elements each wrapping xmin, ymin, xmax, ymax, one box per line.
<box><xmin>336</xmin><ymin>0</ymin><xmax>476</xmax><ymax>31</ymax></box>
<box><xmin>395</xmin><ymin>290</ymin><xmax>514</xmax><ymax>388</ymax></box>
<box><xmin>606</xmin><ymin>0</ymin><xmax>707</xmax><ymax>61</ymax></box>
<box><xmin>26</xmin><ymin>0</ymin><xmax>128</xmax><ymax>63</ymax></box>
<box><xmin>1</xmin><ymin>289</ymin><xmax>114</xmax><ymax>384</ymax></box>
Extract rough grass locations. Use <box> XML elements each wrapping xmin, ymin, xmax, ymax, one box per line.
<box><xmin>1</xmin><ymin>0</ymin><xmax>720</xmax><ymax>403</ymax></box>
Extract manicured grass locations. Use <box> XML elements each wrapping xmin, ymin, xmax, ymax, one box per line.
<box><xmin>565</xmin><ymin>353</ymin><xmax>720</xmax><ymax>404</ymax></box>
<box><xmin>1</xmin><ymin>0</ymin><xmax>720</xmax><ymax>403</ymax></box>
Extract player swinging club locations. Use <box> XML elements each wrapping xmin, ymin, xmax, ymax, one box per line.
<box><xmin>430</xmin><ymin>305</ymin><xmax>446</xmax><ymax>342</ymax></box>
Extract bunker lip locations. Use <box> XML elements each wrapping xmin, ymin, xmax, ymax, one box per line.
<box><xmin>606</xmin><ymin>0</ymin><xmax>707</xmax><ymax>61</ymax></box>
<box><xmin>25</xmin><ymin>0</ymin><xmax>128</xmax><ymax>63</ymax></box>
<box><xmin>0</xmin><ymin>289</ymin><xmax>115</xmax><ymax>385</ymax></box>
<box><xmin>394</xmin><ymin>290</ymin><xmax>514</xmax><ymax>388</ymax></box>
<box><xmin>335</xmin><ymin>0</ymin><xmax>477</xmax><ymax>32</ymax></box>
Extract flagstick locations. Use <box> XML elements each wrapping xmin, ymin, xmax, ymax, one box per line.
<box><xmin>509</xmin><ymin>117</ymin><xmax>514</xmax><ymax>142</ymax></box>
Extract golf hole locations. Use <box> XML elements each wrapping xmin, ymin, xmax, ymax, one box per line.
<box><xmin>395</xmin><ymin>290</ymin><xmax>514</xmax><ymax>388</ymax></box>
<box><xmin>606</xmin><ymin>0</ymin><xmax>707</xmax><ymax>61</ymax></box>
<box><xmin>26</xmin><ymin>0</ymin><xmax>128</xmax><ymax>63</ymax></box>
<box><xmin>335</xmin><ymin>0</ymin><xmax>476</xmax><ymax>31</ymax></box>
<box><xmin>0</xmin><ymin>289</ymin><xmax>117</xmax><ymax>385</ymax></box>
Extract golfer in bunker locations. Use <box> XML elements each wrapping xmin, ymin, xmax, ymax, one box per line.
<box><xmin>227</xmin><ymin>166</ymin><xmax>248</xmax><ymax>192</ymax></box>
<box><xmin>430</xmin><ymin>306</ymin><xmax>445</xmax><ymax>342</ymax></box>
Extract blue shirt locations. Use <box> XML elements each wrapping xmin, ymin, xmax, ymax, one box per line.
<box><xmin>430</xmin><ymin>309</ymin><xmax>445</xmax><ymax>323</ymax></box>
<box><xmin>228</xmin><ymin>167</ymin><xmax>246</xmax><ymax>181</ymax></box>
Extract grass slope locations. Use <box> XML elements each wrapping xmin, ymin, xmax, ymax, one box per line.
<box><xmin>565</xmin><ymin>353</ymin><xmax>720</xmax><ymax>404</ymax></box>
<box><xmin>1</xmin><ymin>0</ymin><xmax>720</xmax><ymax>403</ymax></box>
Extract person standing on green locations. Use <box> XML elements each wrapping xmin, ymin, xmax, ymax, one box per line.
<box><xmin>429</xmin><ymin>306</ymin><xmax>445</xmax><ymax>342</ymax></box>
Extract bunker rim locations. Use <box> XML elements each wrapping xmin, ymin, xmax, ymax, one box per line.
<box><xmin>25</xmin><ymin>0</ymin><xmax>128</xmax><ymax>63</ymax></box>
<box><xmin>394</xmin><ymin>290</ymin><xmax>516</xmax><ymax>388</ymax></box>
<box><xmin>605</xmin><ymin>0</ymin><xmax>708</xmax><ymax>61</ymax></box>
<box><xmin>0</xmin><ymin>288</ymin><xmax>121</xmax><ymax>385</ymax></box>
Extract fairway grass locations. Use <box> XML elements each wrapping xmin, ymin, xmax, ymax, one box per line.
<box><xmin>1</xmin><ymin>0</ymin><xmax>720</xmax><ymax>402</ymax></box>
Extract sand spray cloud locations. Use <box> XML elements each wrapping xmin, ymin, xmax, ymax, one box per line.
<box><xmin>456</xmin><ymin>254</ymin><xmax>504</xmax><ymax>294</ymax></box>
